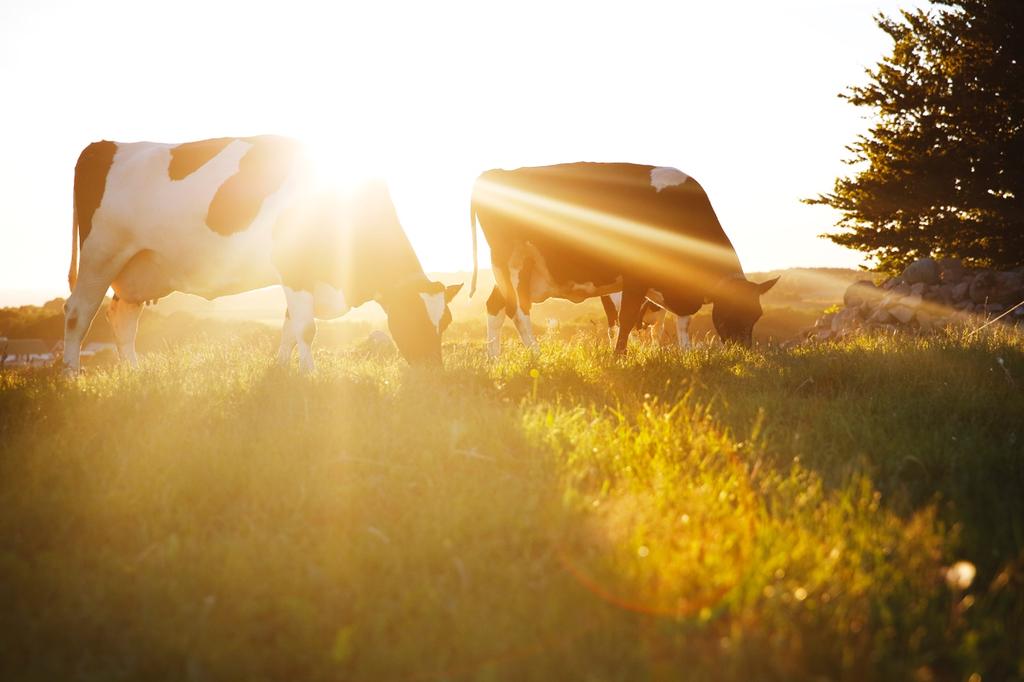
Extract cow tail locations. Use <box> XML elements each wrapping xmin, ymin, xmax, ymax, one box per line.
<box><xmin>69</xmin><ymin>188</ymin><xmax>79</xmax><ymax>291</ymax></box>
<box><xmin>469</xmin><ymin>191</ymin><xmax>479</xmax><ymax>298</ymax></box>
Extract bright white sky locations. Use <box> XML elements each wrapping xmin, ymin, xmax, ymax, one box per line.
<box><xmin>0</xmin><ymin>0</ymin><xmax>929</xmax><ymax>305</ymax></box>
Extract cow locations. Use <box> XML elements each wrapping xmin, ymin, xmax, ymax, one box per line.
<box><xmin>600</xmin><ymin>293</ymin><xmax>668</xmax><ymax>345</ymax></box>
<box><xmin>469</xmin><ymin>162</ymin><xmax>777</xmax><ymax>356</ymax></box>
<box><xmin>64</xmin><ymin>136</ymin><xmax>461</xmax><ymax>373</ymax></box>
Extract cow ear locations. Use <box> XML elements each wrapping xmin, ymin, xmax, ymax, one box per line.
<box><xmin>444</xmin><ymin>283</ymin><xmax>464</xmax><ymax>303</ymax></box>
<box><xmin>757</xmin><ymin>276</ymin><xmax>780</xmax><ymax>295</ymax></box>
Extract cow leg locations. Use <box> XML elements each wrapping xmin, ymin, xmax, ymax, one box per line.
<box><xmin>106</xmin><ymin>296</ymin><xmax>143</xmax><ymax>367</ymax></box>
<box><xmin>283</xmin><ymin>287</ymin><xmax>317</xmax><ymax>372</ymax></box>
<box><xmin>485</xmin><ymin>286</ymin><xmax>506</xmax><ymax>358</ymax></box>
<box><xmin>650</xmin><ymin>308</ymin><xmax>667</xmax><ymax>346</ymax></box>
<box><xmin>613</xmin><ymin>288</ymin><xmax>645</xmax><ymax>355</ymax></box>
<box><xmin>63</xmin><ymin>247</ymin><xmax>131</xmax><ymax>373</ymax></box>
<box><xmin>277</xmin><ymin>310</ymin><xmax>297</xmax><ymax>365</ymax></box>
<box><xmin>509</xmin><ymin>258</ymin><xmax>538</xmax><ymax>351</ymax></box>
<box><xmin>676</xmin><ymin>315</ymin><xmax>692</xmax><ymax>349</ymax></box>
<box><xmin>512</xmin><ymin>306</ymin><xmax>538</xmax><ymax>351</ymax></box>
<box><xmin>601</xmin><ymin>294</ymin><xmax>620</xmax><ymax>345</ymax></box>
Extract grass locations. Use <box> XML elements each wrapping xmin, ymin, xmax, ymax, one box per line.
<box><xmin>0</xmin><ymin>328</ymin><xmax>1022</xmax><ymax>681</ymax></box>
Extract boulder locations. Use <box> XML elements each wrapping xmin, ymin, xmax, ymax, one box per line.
<box><xmin>969</xmin><ymin>272</ymin><xmax>997</xmax><ymax>303</ymax></box>
<box><xmin>892</xmin><ymin>282</ymin><xmax>912</xmax><ymax>297</ymax></box>
<box><xmin>951</xmin><ymin>279</ymin><xmax>971</xmax><ymax>301</ymax></box>
<box><xmin>881</xmin><ymin>277</ymin><xmax>900</xmax><ymax>291</ymax></box>
<box><xmin>831</xmin><ymin>307</ymin><xmax>863</xmax><ymax>334</ymax></box>
<box><xmin>843</xmin><ymin>280</ymin><xmax>878</xmax><ymax>308</ymax></box>
<box><xmin>890</xmin><ymin>305</ymin><xmax>916</xmax><ymax>324</ymax></box>
<box><xmin>928</xmin><ymin>283</ymin><xmax>955</xmax><ymax>304</ymax></box>
<box><xmin>991</xmin><ymin>271</ymin><xmax>1024</xmax><ymax>305</ymax></box>
<box><xmin>901</xmin><ymin>258</ymin><xmax>940</xmax><ymax>285</ymax></box>
<box><xmin>910</xmin><ymin>282</ymin><xmax>927</xmax><ymax>296</ymax></box>
<box><xmin>937</xmin><ymin>258</ymin><xmax>965</xmax><ymax>283</ymax></box>
<box><xmin>901</xmin><ymin>294</ymin><xmax>924</xmax><ymax>309</ymax></box>
<box><xmin>868</xmin><ymin>307</ymin><xmax>895</xmax><ymax>324</ymax></box>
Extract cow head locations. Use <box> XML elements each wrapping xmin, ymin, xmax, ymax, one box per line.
<box><xmin>709</xmin><ymin>276</ymin><xmax>779</xmax><ymax>345</ymax></box>
<box><xmin>381</xmin><ymin>281</ymin><xmax>463</xmax><ymax>365</ymax></box>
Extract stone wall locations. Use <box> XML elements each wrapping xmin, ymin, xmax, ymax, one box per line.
<box><xmin>803</xmin><ymin>258</ymin><xmax>1024</xmax><ymax>342</ymax></box>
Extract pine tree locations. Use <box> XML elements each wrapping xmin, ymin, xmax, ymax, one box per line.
<box><xmin>809</xmin><ymin>0</ymin><xmax>1024</xmax><ymax>272</ymax></box>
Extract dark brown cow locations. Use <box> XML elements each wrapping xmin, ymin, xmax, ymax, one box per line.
<box><xmin>470</xmin><ymin>162</ymin><xmax>777</xmax><ymax>355</ymax></box>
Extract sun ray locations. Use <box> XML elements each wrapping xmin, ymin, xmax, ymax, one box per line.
<box><xmin>473</xmin><ymin>178</ymin><xmax>747</xmax><ymax>299</ymax></box>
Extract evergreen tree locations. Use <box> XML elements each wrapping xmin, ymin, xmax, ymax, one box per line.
<box><xmin>809</xmin><ymin>0</ymin><xmax>1024</xmax><ymax>272</ymax></box>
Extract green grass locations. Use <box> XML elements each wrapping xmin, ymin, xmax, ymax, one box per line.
<box><xmin>1</xmin><ymin>329</ymin><xmax>1022</xmax><ymax>681</ymax></box>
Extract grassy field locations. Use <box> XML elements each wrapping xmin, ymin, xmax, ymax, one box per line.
<box><xmin>1</xmin><ymin>328</ymin><xmax>1023</xmax><ymax>681</ymax></box>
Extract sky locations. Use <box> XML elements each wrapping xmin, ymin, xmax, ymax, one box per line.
<box><xmin>0</xmin><ymin>0</ymin><xmax>930</xmax><ymax>305</ymax></box>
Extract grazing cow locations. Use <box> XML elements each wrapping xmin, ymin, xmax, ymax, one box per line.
<box><xmin>469</xmin><ymin>163</ymin><xmax>777</xmax><ymax>355</ymax></box>
<box><xmin>600</xmin><ymin>293</ymin><xmax>668</xmax><ymax>345</ymax></box>
<box><xmin>65</xmin><ymin>136</ymin><xmax>460</xmax><ymax>372</ymax></box>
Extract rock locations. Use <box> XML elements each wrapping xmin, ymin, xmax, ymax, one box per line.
<box><xmin>890</xmin><ymin>305</ymin><xmax>916</xmax><ymax>324</ymax></box>
<box><xmin>900</xmin><ymin>294</ymin><xmax>924</xmax><ymax>309</ymax></box>
<box><xmin>831</xmin><ymin>307</ymin><xmax>862</xmax><ymax>334</ymax></box>
<box><xmin>843</xmin><ymin>280</ymin><xmax>878</xmax><ymax>308</ymax></box>
<box><xmin>984</xmin><ymin>303</ymin><xmax>1006</xmax><ymax>315</ymax></box>
<box><xmin>937</xmin><ymin>258</ymin><xmax>965</xmax><ymax>283</ymax></box>
<box><xmin>951</xmin><ymin>279</ymin><xmax>971</xmax><ymax>301</ymax></box>
<box><xmin>881</xmin><ymin>277</ymin><xmax>900</xmax><ymax>291</ymax></box>
<box><xmin>991</xmin><ymin>272</ymin><xmax>1024</xmax><ymax>304</ymax></box>
<box><xmin>928</xmin><ymin>283</ymin><xmax>955</xmax><ymax>304</ymax></box>
<box><xmin>969</xmin><ymin>272</ymin><xmax>998</xmax><ymax>303</ymax></box>
<box><xmin>892</xmin><ymin>282</ymin><xmax>912</xmax><ymax>297</ymax></box>
<box><xmin>910</xmin><ymin>282</ymin><xmax>927</xmax><ymax>296</ymax></box>
<box><xmin>902</xmin><ymin>258</ymin><xmax>940</xmax><ymax>285</ymax></box>
<box><xmin>868</xmin><ymin>307</ymin><xmax>895</xmax><ymax>324</ymax></box>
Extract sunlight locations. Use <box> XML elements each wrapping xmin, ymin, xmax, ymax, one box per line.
<box><xmin>302</xmin><ymin>136</ymin><xmax>390</xmax><ymax>190</ymax></box>
<box><xmin>473</xmin><ymin>177</ymin><xmax>746</xmax><ymax>295</ymax></box>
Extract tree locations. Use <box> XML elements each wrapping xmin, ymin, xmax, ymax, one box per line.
<box><xmin>809</xmin><ymin>0</ymin><xmax>1024</xmax><ymax>272</ymax></box>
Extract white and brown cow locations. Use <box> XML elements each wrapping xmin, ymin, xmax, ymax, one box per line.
<box><xmin>469</xmin><ymin>162</ymin><xmax>777</xmax><ymax>356</ymax></box>
<box><xmin>65</xmin><ymin>136</ymin><xmax>460</xmax><ymax>372</ymax></box>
